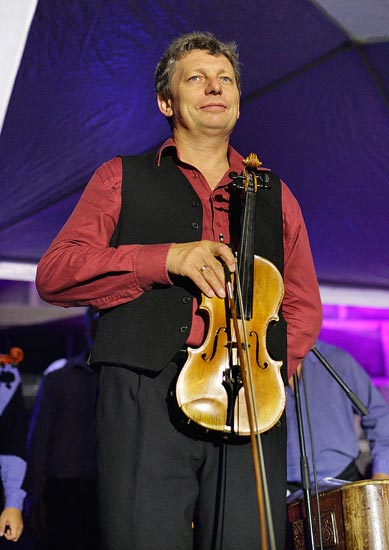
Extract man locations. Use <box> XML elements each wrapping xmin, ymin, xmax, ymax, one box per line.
<box><xmin>36</xmin><ymin>32</ymin><xmax>322</xmax><ymax>549</ymax></box>
<box><xmin>0</xmin><ymin>354</ymin><xmax>27</xmax><ymax>544</ymax></box>
<box><xmin>286</xmin><ymin>339</ymin><xmax>389</xmax><ymax>493</ymax></box>
<box><xmin>25</xmin><ymin>308</ymin><xmax>99</xmax><ymax>550</ymax></box>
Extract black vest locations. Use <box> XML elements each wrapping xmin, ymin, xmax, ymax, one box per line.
<box><xmin>91</xmin><ymin>151</ymin><xmax>287</xmax><ymax>381</ymax></box>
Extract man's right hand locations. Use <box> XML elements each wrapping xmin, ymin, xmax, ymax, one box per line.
<box><xmin>167</xmin><ymin>240</ymin><xmax>235</xmax><ymax>298</ymax></box>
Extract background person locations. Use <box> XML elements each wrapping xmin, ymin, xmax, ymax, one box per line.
<box><xmin>24</xmin><ymin>308</ymin><xmax>98</xmax><ymax>550</ymax></box>
<box><xmin>286</xmin><ymin>339</ymin><xmax>389</xmax><ymax>494</ymax></box>
<box><xmin>0</xmin><ymin>349</ymin><xmax>27</xmax><ymax>545</ymax></box>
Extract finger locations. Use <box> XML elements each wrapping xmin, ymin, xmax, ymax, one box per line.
<box><xmin>198</xmin><ymin>264</ymin><xmax>226</xmax><ymax>299</ymax></box>
<box><xmin>190</xmin><ymin>264</ymin><xmax>218</xmax><ymax>298</ymax></box>
<box><xmin>195</xmin><ymin>244</ymin><xmax>233</xmax><ymax>297</ymax></box>
<box><xmin>208</xmin><ymin>242</ymin><xmax>236</xmax><ymax>272</ymax></box>
<box><xmin>6</xmin><ymin>533</ymin><xmax>19</xmax><ymax>542</ymax></box>
<box><xmin>4</xmin><ymin>527</ymin><xmax>18</xmax><ymax>542</ymax></box>
<box><xmin>167</xmin><ymin>241</ymin><xmax>231</xmax><ymax>297</ymax></box>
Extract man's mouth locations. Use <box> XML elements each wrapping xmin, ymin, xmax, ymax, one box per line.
<box><xmin>200</xmin><ymin>103</ymin><xmax>227</xmax><ymax>111</ymax></box>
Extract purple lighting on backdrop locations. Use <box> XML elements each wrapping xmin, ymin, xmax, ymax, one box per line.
<box><xmin>319</xmin><ymin>304</ymin><xmax>389</xmax><ymax>386</ymax></box>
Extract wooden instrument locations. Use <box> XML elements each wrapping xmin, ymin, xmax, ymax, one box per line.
<box><xmin>176</xmin><ymin>152</ymin><xmax>287</xmax><ymax>548</ymax></box>
<box><xmin>176</xmin><ymin>153</ymin><xmax>285</xmax><ymax>436</ymax></box>
<box><xmin>287</xmin><ymin>480</ymin><xmax>389</xmax><ymax>549</ymax></box>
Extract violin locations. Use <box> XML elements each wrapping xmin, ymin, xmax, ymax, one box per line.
<box><xmin>176</xmin><ymin>153</ymin><xmax>285</xmax><ymax>436</ymax></box>
<box><xmin>176</xmin><ymin>153</ymin><xmax>285</xmax><ymax>548</ymax></box>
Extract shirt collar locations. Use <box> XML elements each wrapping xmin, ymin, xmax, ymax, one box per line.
<box><xmin>156</xmin><ymin>137</ymin><xmax>244</xmax><ymax>174</ymax></box>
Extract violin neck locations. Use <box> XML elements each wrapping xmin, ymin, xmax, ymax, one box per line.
<box><xmin>237</xmin><ymin>189</ymin><xmax>256</xmax><ymax>320</ymax></box>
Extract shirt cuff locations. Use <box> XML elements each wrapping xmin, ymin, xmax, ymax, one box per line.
<box><xmin>4</xmin><ymin>488</ymin><xmax>26</xmax><ymax>511</ymax></box>
<box><xmin>135</xmin><ymin>244</ymin><xmax>172</xmax><ymax>289</ymax></box>
<box><xmin>0</xmin><ymin>456</ymin><xmax>27</xmax><ymax>511</ymax></box>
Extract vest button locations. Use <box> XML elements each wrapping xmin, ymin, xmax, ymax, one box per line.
<box><xmin>179</xmin><ymin>326</ymin><xmax>189</xmax><ymax>334</ymax></box>
<box><xmin>192</xmin><ymin>199</ymin><xmax>200</xmax><ymax>208</ymax></box>
<box><xmin>182</xmin><ymin>296</ymin><xmax>191</xmax><ymax>304</ymax></box>
<box><xmin>191</xmin><ymin>222</ymin><xmax>200</xmax><ymax>230</ymax></box>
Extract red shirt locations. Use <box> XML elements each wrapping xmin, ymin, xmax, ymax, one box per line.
<box><xmin>36</xmin><ymin>140</ymin><xmax>322</xmax><ymax>376</ymax></box>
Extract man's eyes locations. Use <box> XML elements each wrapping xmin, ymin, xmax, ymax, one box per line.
<box><xmin>187</xmin><ymin>75</ymin><xmax>233</xmax><ymax>83</ymax></box>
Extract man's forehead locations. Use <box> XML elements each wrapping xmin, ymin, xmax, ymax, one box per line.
<box><xmin>175</xmin><ymin>50</ymin><xmax>233</xmax><ymax>71</ymax></box>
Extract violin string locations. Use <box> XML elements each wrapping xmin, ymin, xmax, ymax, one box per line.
<box><xmin>238</xmin><ymin>190</ymin><xmax>251</xmax><ymax>317</ymax></box>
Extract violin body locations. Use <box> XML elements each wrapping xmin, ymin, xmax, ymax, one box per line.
<box><xmin>176</xmin><ymin>254</ymin><xmax>285</xmax><ymax>436</ymax></box>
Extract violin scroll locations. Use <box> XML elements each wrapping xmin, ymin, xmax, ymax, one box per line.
<box><xmin>242</xmin><ymin>152</ymin><xmax>262</xmax><ymax>170</ymax></box>
<box><xmin>229</xmin><ymin>153</ymin><xmax>271</xmax><ymax>192</ymax></box>
<box><xmin>0</xmin><ymin>347</ymin><xmax>24</xmax><ymax>366</ymax></box>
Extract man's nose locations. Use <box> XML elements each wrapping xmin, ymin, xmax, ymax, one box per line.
<box><xmin>205</xmin><ymin>78</ymin><xmax>222</xmax><ymax>94</ymax></box>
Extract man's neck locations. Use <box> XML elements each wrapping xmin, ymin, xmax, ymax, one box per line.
<box><xmin>174</xmin><ymin>133</ymin><xmax>230</xmax><ymax>189</ymax></box>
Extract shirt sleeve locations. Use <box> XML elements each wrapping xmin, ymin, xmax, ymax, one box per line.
<box><xmin>355</xmin><ymin>368</ymin><xmax>389</xmax><ymax>475</ymax></box>
<box><xmin>0</xmin><ymin>456</ymin><xmax>26</xmax><ymax>510</ymax></box>
<box><xmin>281</xmin><ymin>182</ymin><xmax>322</xmax><ymax>378</ymax></box>
<box><xmin>322</xmin><ymin>343</ymin><xmax>389</xmax><ymax>476</ymax></box>
<box><xmin>0</xmin><ymin>373</ymin><xmax>27</xmax><ymax>511</ymax></box>
<box><xmin>36</xmin><ymin>157</ymin><xmax>172</xmax><ymax>310</ymax></box>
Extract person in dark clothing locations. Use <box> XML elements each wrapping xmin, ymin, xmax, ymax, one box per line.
<box><xmin>0</xmin><ymin>349</ymin><xmax>27</xmax><ymax>545</ymax></box>
<box><xmin>25</xmin><ymin>308</ymin><xmax>98</xmax><ymax>550</ymax></box>
<box><xmin>35</xmin><ymin>32</ymin><xmax>322</xmax><ymax>549</ymax></box>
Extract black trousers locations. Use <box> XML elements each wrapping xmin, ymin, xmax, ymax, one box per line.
<box><xmin>96</xmin><ymin>362</ymin><xmax>287</xmax><ymax>550</ymax></box>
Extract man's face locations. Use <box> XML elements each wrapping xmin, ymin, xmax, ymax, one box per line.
<box><xmin>158</xmin><ymin>49</ymin><xmax>240</xmax><ymax>138</ymax></box>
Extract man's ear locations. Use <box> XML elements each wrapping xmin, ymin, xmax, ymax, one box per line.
<box><xmin>157</xmin><ymin>95</ymin><xmax>173</xmax><ymax>117</ymax></box>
